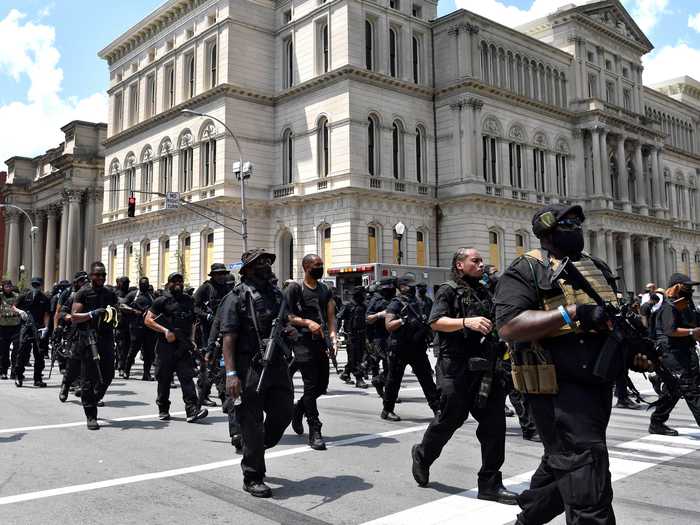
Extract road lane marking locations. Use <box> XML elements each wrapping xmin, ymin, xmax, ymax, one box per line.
<box><xmin>360</xmin><ymin>428</ymin><xmax>700</xmax><ymax>525</ymax></box>
<box><xmin>0</xmin><ymin>424</ymin><xmax>429</xmax><ymax>505</ymax></box>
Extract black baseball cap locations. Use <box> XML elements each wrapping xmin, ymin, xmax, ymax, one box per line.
<box><xmin>167</xmin><ymin>272</ymin><xmax>184</xmax><ymax>283</ymax></box>
<box><xmin>667</xmin><ymin>273</ymin><xmax>700</xmax><ymax>288</ymax></box>
<box><xmin>397</xmin><ymin>276</ymin><xmax>417</xmax><ymax>287</ymax></box>
<box><xmin>378</xmin><ymin>277</ymin><xmax>396</xmax><ymax>289</ymax></box>
<box><xmin>532</xmin><ymin>204</ymin><xmax>585</xmax><ymax>238</ymax></box>
<box><xmin>31</xmin><ymin>277</ymin><xmax>43</xmax><ymax>286</ymax></box>
<box><xmin>73</xmin><ymin>271</ymin><xmax>88</xmax><ymax>283</ymax></box>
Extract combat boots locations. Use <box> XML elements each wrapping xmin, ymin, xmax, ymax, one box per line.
<box><xmin>355</xmin><ymin>377</ymin><xmax>369</xmax><ymax>389</ymax></box>
<box><xmin>308</xmin><ymin>418</ymin><xmax>327</xmax><ymax>450</ymax></box>
<box><xmin>59</xmin><ymin>381</ymin><xmax>70</xmax><ymax>402</ymax></box>
<box><xmin>291</xmin><ymin>401</ymin><xmax>304</xmax><ymax>435</ymax></box>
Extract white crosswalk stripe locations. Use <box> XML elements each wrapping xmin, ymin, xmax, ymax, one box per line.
<box><xmin>360</xmin><ymin>427</ymin><xmax>700</xmax><ymax>525</ymax></box>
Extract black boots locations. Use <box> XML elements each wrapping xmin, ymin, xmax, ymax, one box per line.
<box><xmin>308</xmin><ymin>419</ymin><xmax>327</xmax><ymax>450</ymax></box>
<box><xmin>186</xmin><ymin>407</ymin><xmax>208</xmax><ymax>423</ymax></box>
<box><xmin>59</xmin><ymin>382</ymin><xmax>69</xmax><ymax>402</ymax></box>
<box><xmin>477</xmin><ymin>485</ymin><xmax>519</xmax><ymax>505</ymax></box>
<box><xmin>231</xmin><ymin>434</ymin><xmax>242</xmax><ymax>452</ymax></box>
<box><xmin>291</xmin><ymin>402</ymin><xmax>304</xmax><ymax>435</ymax></box>
<box><xmin>411</xmin><ymin>444</ymin><xmax>429</xmax><ymax>487</ymax></box>
<box><xmin>649</xmin><ymin>422</ymin><xmax>679</xmax><ymax>436</ymax></box>
<box><xmin>86</xmin><ymin>418</ymin><xmax>100</xmax><ymax>430</ymax></box>
<box><xmin>355</xmin><ymin>377</ymin><xmax>369</xmax><ymax>389</ymax></box>
<box><xmin>243</xmin><ymin>479</ymin><xmax>272</xmax><ymax>498</ymax></box>
<box><xmin>381</xmin><ymin>410</ymin><xmax>401</xmax><ymax>421</ymax></box>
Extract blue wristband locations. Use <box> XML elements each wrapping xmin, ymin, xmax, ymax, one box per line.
<box><xmin>226</xmin><ymin>370</ymin><xmax>238</xmax><ymax>377</ymax></box>
<box><xmin>558</xmin><ymin>305</ymin><xmax>573</xmax><ymax>327</ymax></box>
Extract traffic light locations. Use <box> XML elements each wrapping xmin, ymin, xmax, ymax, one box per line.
<box><xmin>127</xmin><ymin>194</ymin><xmax>136</xmax><ymax>217</ymax></box>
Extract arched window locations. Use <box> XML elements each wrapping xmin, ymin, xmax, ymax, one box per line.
<box><xmin>481</xmin><ymin>42</ymin><xmax>490</xmax><ymax>83</ymax></box>
<box><xmin>125</xmin><ymin>242</ymin><xmax>138</xmax><ymax>284</ymax></box>
<box><xmin>392</xmin><ymin>120</ymin><xmax>404</xmax><ymax>179</ymax></box>
<box><xmin>389</xmin><ymin>28</ymin><xmax>398</xmax><ymax>78</ymax></box>
<box><xmin>318</xmin><ymin>117</ymin><xmax>330</xmax><ymax>177</ymax></box>
<box><xmin>489</xmin><ymin>230</ymin><xmax>502</xmax><ymax>271</ymax></box>
<box><xmin>201</xmin><ymin>230</ymin><xmax>215</xmax><ymax>282</ymax></box>
<box><xmin>109</xmin><ymin>162</ymin><xmax>120</xmax><ymax>211</ymax></box>
<box><xmin>187</xmin><ymin>54</ymin><xmax>196</xmax><ymax>98</ymax></box>
<box><xmin>556</xmin><ymin>154</ymin><xmax>568</xmax><ymax>196</ymax></box>
<box><xmin>282</xmin><ymin>128</ymin><xmax>294</xmax><ymax>184</ymax></box>
<box><xmin>515</xmin><ymin>232</ymin><xmax>526</xmax><ymax>257</ymax></box>
<box><xmin>108</xmin><ymin>245</ymin><xmax>118</xmax><ymax>284</ymax></box>
<box><xmin>321</xmin><ymin>226</ymin><xmax>332</xmax><ymax>272</ymax></box>
<box><xmin>208</xmin><ymin>42</ymin><xmax>217</xmax><ymax>88</ymax></box>
<box><xmin>365</xmin><ymin>20</ymin><xmax>374</xmax><ymax>70</ymax></box>
<box><xmin>416</xmin><ymin>230</ymin><xmax>426</xmax><ymax>266</ymax></box>
<box><xmin>159</xmin><ymin>237</ymin><xmax>170</xmax><ymax>285</ymax></box>
<box><xmin>166</xmin><ymin>65</ymin><xmax>175</xmax><ymax>108</ymax></box>
<box><xmin>125</xmin><ymin>156</ymin><xmax>136</xmax><ymax>207</ymax></box>
<box><xmin>533</xmin><ymin>148</ymin><xmax>546</xmax><ymax>193</ymax></box>
<box><xmin>201</xmin><ymin>133</ymin><xmax>216</xmax><ymax>187</ymax></box>
<box><xmin>508</xmin><ymin>142</ymin><xmax>522</xmax><ymax>188</ymax></box>
<box><xmin>178</xmin><ymin>131</ymin><xmax>194</xmax><ymax>192</ymax></box>
<box><xmin>415</xmin><ymin>126</ymin><xmax>426</xmax><ymax>183</ymax></box>
<box><xmin>320</xmin><ymin>23</ymin><xmax>329</xmax><ymax>73</ymax></box>
<box><xmin>368</xmin><ymin>115</ymin><xmax>379</xmax><ymax>176</ymax></box>
<box><xmin>141</xmin><ymin>240</ymin><xmax>151</xmax><ymax>281</ymax></box>
<box><xmin>368</xmin><ymin>226</ymin><xmax>378</xmax><ymax>263</ymax></box>
<box><xmin>412</xmin><ymin>36</ymin><xmax>421</xmax><ymax>83</ymax></box>
<box><xmin>160</xmin><ymin>151</ymin><xmax>173</xmax><ymax>193</ymax></box>
<box><xmin>179</xmin><ymin>234</ymin><xmax>191</xmax><ymax>283</ymax></box>
<box><xmin>284</xmin><ymin>38</ymin><xmax>294</xmax><ymax>88</ymax></box>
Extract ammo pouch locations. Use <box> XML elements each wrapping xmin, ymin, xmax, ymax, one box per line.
<box><xmin>511</xmin><ymin>344</ymin><xmax>558</xmax><ymax>395</ymax></box>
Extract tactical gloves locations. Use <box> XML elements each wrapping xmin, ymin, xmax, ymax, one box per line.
<box><xmin>575</xmin><ymin>304</ymin><xmax>610</xmax><ymax>332</ymax></box>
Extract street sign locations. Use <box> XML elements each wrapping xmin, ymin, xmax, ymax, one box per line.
<box><xmin>165</xmin><ymin>192</ymin><xmax>180</xmax><ymax>209</ymax></box>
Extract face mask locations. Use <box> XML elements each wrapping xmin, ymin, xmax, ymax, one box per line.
<box><xmin>381</xmin><ymin>288</ymin><xmax>394</xmax><ymax>299</ymax></box>
<box><xmin>139</xmin><ymin>283</ymin><xmax>149</xmax><ymax>292</ymax></box>
<box><xmin>551</xmin><ymin>228</ymin><xmax>584</xmax><ymax>257</ymax></box>
<box><xmin>309</xmin><ymin>267</ymin><xmax>324</xmax><ymax>280</ymax></box>
<box><xmin>253</xmin><ymin>266</ymin><xmax>273</xmax><ymax>282</ymax></box>
<box><xmin>402</xmin><ymin>286</ymin><xmax>416</xmax><ymax>298</ymax></box>
<box><xmin>418</xmin><ymin>289</ymin><xmax>427</xmax><ymax>297</ymax></box>
<box><xmin>170</xmin><ymin>285</ymin><xmax>183</xmax><ymax>296</ymax></box>
<box><xmin>680</xmin><ymin>287</ymin><xmax>693</xmax><ymax>299</ymax></box>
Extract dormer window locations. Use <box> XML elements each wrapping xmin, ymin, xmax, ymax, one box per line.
<box><xmin>412</xmin><ymin>4</ymin><xmax>422</xmax><ymax>18</ymax></box>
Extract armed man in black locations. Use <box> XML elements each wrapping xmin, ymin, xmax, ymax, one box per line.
<box><xmin>220</xmin><ymin>249</ymin><xmax>294</xmax><ymax>498</ymax></box>
<box><xmin>14</xmin><ymin>277</ymin><xmax>51</xmax><ymax>387</ymax></box>
<box><xmin>366</xmin><ymin>278</ymin><xmax>395</xmax><ymax>397</ymax></box>
<box><xmin>70</xmin><ymin>262</ymin><xmax>119</xmax><ymax>429</ymax></box>
<box><xmin>121</xmin><ymin>277</ymin><xmax>156</xmax><ymax>380</ymax></box>
<box><xmin>411</xmin><ymin>248</ymin><xmax>516</xmax><ymax>505</ymax></box>
<box><xmin>145</xmin><ymin>272</ymin><xmax>207</xmax><ymax>423</ymax></box>
<box><xmin>286</xmin><ymin>254</ymin><xmax>336</xmax><ymax>451</ymax></box>
<box><xmin>114</xmin><ymin>276</ymin><xmax>132</xmax><ymax>378</ymax></box>
<box><xmin>57</xmin><ymin>272</ymin><xmax>89</xmax><ymax>403</ymax></box>
<box><xmin>194</xmin><ymin>263</ymin><xmax>233</xmax><ymax>407</ymax></box>
<box><xmin>494</xmin><ymin>204</ymin><xmax>653</xmax><ymax>524</ymax></box>
<box><xmin>648</xmin><ymin>272</ymin><xmax>700</xmax><ymax>435</ymax></box>
<box><xmin>0</xmin><ymin>279</ymin><xmax>22</xmax><ymax>380</ymax></box>
<box><xmin>382</xmin><ymin>276</ymin><xmax>439</xmax><ymax>421</ymax></box>
<box><xmin>338</xmin><ymin>285</ymin><xmax>369</xmax><ymax>389</ymax></box>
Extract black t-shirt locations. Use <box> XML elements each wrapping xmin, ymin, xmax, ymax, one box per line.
<box><xmin>17</xmin><ymin>289</ymin><xmax>51</xmax><ymax>327</ymax></box>
<box><xmin>285</xmin><ymin>281</ymin><xmax>331</xmax><ymax>333</ymax></box>
<box><xmin>219</xmin><ymin>281</ymin><xmax>282</xmax><ymax>355</ymax></box>
<box><xmin>338</xmin><ymin>300</ymin><xmax>366</xmax><ymax>335</ymax></box>
<box><xmin>74</xmin><ymin>284</ymin><xmax>118</xmax><ymax>333</ymax></box>
<box><xmin>429</xmin><ymin>281</ymin><xmax>490</xmax><ymax>358</ymax></box>
<box><xmin>657</xmin><ymin>301</ymin><xmax>696</xmax><ymax>351</ymax></box>
<box><xmin>150</xmin><ymin>291</ymin><xmax>195</xmax><ymax>338</ymax></box>
<box><xmin>387</xmin><ymin>294</ymin><xmax>430</xmax><ymax>347</ymax></box>
<box><xmin>494</xmin><ymin>253</ymin><xmax>615</xmax><ymax>384</ymax></box>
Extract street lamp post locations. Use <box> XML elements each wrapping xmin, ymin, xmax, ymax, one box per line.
<box><xmin>0</xmin><ymin>204</ymin><xmax>38</xmax><ymax>284</ymax></box>
<box><xmin>394</xmin><ymin>221</ymin><xmax>406</xmax><ymax>265</ymax></box>
<box><xmin>181</xmin><ymin>109</ymin><xmax>250</xmax><ymax>252</ymax></box>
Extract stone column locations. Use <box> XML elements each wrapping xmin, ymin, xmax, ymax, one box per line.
<box><xmin>500</xmin><ymin>138</ymin><xmax>510</xmax><ymax>186</ymax></box>
<box><xmin>591</xmin><ymin>128</ymin><xmax>602</xmax><ymax>196</ymax></box>
<box><xmin>66</xmin><ymin>191</ymin><xmax>83</xmax><ymax>278</ymax></box>
<box><xmin>573</xmin><ymin>129</ymin><xmax>586</xmax><ymax>198</ymax></box>
<box><xmin>616</xmin><ymin>135</ymin><xmax>630</xmax><ymax>210</ymax></box>
<box><xmin>461</xmin><ymin>99</ymin><xmax>473</xmax><ymax>179</ymax></box>
<box><xmin>649</xmin><ymin>147</ymin><xmax>660</xmax><ymax>209</ymax></box>
<box><xmin>455</xmin><ymin>26</ymin><xmax>467</xmax><ymax>78</ymax></box>
<box><xmin>654</xmin><ymin>238</ymin><xmax>667</xmax><ymax>286</ymax></box>
<box><xmin>621</xmin><ymin>233</ymin><xmax>634</xmax><ymax>294</ymax></box>
<box><xmin>670</xmin><ymin>181</ymin><xmax>678</xmax><ymax>219</ymax></box>
<box><xmin>605</xmin><ymin>230</ymin><xmax>617</xmax><ymax>272</ymax></box>
<box><xmin>683</xmin><ymin>186</ymin><xmax>691</xmax><ymax>226</ymax></box>
<box><xmin>32</xmin><ymin>211</ymin><xmax>45</xmax><ymax>281</ymax></box>
<box><xmin>472</xmin><ymin>99</ymin><xmax>484</xmax><ymax>182</ymax></box>
<box><xmin>600</xmin><ymin>130</ymin><xmax>610</xmax><ymax>204</ymax></box>
<box><xmin>468</xmin><ymin>25</ymin><xmax>480</xmax><ymax>79</ymax></box>
<box><xmin>656</xmin><ymin>148</ymin><xmax>666</xmax><ymax>214</ymax></box>
<box><xmin>594</xmin><ymin>230</ymin><xmax>607</xmax><ymax>260</ymax></box>
<box><xmin>633</xmin><ymin>142</ymin><xmax>648</xmax><ymax>214</ymax></box>
<box><xmin>94</xmin><ymin>191</ymin><xmax>104</xmax><ymax>262</ymax></box>
<box><xmin>6</xmin><ymin>211</ymin><xmax>21</xmax><ymax>283</ymax></box>
<box><xmin>451</xmin><ymin>101</ymin><xmax>464</xmax><ymax>180</ymax></box>
<box><xmin>58</xmin><ymin>197</ymin><xmax>69</xmax><ymax>280</ymax></box>
<box><xmin>638</xmin><ymin>236</ymin><xmax>651</xmax><ymax>288</ymax></box>
<box><xmin>44</xmin><ymin>207</ymin><xmax>58</xmax><ymax>287</ymax></box>
<box><xmin>83</xmin><ymin>190</ymin><xmax>96</xmax><ymax>269</ymax></box>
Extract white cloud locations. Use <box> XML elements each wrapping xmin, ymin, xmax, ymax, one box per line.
<box><xmin>643</xmin><ymin>42</ymin><xmax>700</xmax><ymax>85</ymax></box>
<box><xmin>689</xmin><ymin>12</ymin><xmax>700</xmax><ymax>33</ymax></box>
<box><xmin>38</xmin><ymin>2</ymin><xmax>54</xmax><ymax>18</ymax></box>
<box><xmin>453</xmin><ymin>0</ymin><xmax>667</xmax><ymax>33</ymax></box>
<box><xmin>0</xmin><ymin>10</ymin><xmax>107</xmax><ymax>171</ymax></box>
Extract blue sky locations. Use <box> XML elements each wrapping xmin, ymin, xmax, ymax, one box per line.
<box><xmin>1</xmin><ymin>0</ymin><xmax>700</xmax><ymax>169</ymax></box>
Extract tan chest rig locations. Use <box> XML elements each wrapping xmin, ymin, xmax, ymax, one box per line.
<box><xmin>510</xmin><ymin>250</ymin><xmax>617</xmax><ymax>395</ymax></box>
<box><xmin>0</xmin><ymin>293</ymin><xmax>20</xmax><ymax>327</ymax></box>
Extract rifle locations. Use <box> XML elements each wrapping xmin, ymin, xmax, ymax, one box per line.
<box><xmin>246</xmin><ymin>291</ymin><xmax>292</xmax><ymax>394</ymax></box>
<box><xmin>551</xmin><ymin>257</ymin><xmax>663</xmax><ymax>388</ymax></box>
<box><xmin>83</xmin><ymin>328</ymin><xmax>105</xmax><ymax>385</ymax></box>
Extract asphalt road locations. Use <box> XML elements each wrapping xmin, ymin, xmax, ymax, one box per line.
<box><xmin>1</xmin><ymin>353</ymin><xmax>699</xmax><ymax>525</ymax></box>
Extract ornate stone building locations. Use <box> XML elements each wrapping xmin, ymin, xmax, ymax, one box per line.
<box><xmin>1</xmin><ymin>121</ymin><xmax>106</xmax><ymax>285</ymax></box>
<box><xmin>98</xmin><ymin>0</ymin><xmax>699</xmax><ymax>291</ymax></box>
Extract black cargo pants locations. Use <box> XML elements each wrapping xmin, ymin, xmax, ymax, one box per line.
<box><xmin>650</xmin><ymin>348</ymin><xmax>700</xmax><ymax>427</ymax></box>
<box><xmin>383</xmin><ymin>345</ymin><xmax>439</xmax><ymax>413</ymax></box>
<box><xmin>154</xmin><ymin>339</ymin><xmax>199</xmax><ymax>416</ymax></box>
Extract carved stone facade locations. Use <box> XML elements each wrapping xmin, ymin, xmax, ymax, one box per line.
<box><xmin>97</xmin><ymin>0</ymin><xmax>700</xmax><ymax>292</ymax></box>
<box><xmin>0</xmin><ymin>122</ymin><xmax>106</xmax><ymax>285</ymax></box>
